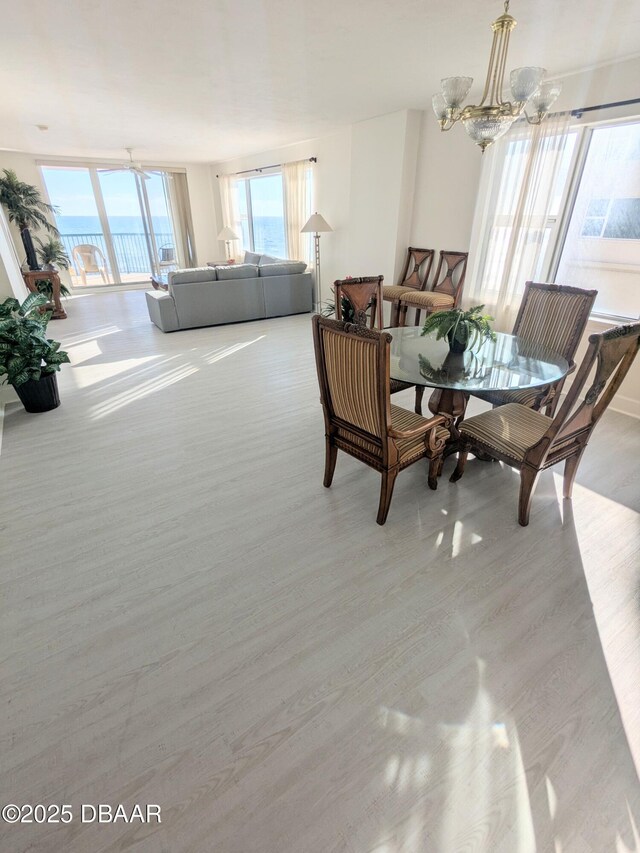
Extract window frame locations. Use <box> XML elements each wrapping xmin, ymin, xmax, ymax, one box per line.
<box><xmin>547</xmin><ymin>116</ymin><xmax>640</xmax><ymax>321</ymax></box>
<box><xmin>236</xmin><ymin>169</ymin><xmax>287</xmax><ymax>257</ymax></box>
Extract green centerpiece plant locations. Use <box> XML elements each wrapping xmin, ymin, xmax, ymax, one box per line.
<box><xmin>421</xmin><ymin>304</ymin><xmax>496</xmax><ymax>353</ymax></box>
<box><xmin>0</xmin><ymin>292</ymin><xmax>70</xmax><ymax>412</ymax></box>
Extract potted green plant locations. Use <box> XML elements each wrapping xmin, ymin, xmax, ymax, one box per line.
<box><xmin>421</xmin><ymin>304</ymin><xmax>496</xmax><ymax>353</ymax></box>
<box><xmin>35</xmin><ymin>236</ymin><xmax>70</xmax><ymax>272</ymax></box>
<box><xmin>34</xmin><ymin>237</ymin><xmax>72</xmax><ymax>302</ymax></box>
<box><xmin>0</xmin><ymin>169</ymin><xmax>59</xmax><ymax>271</ymax></box>
<box><xmin>0</xmin><ymin>293</ymin><xmax>70</xmax><ymax>412</ymax></box>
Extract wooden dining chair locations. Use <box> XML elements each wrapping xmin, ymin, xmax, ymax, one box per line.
<box><xmin>334</xmin><ymin>276</ymin><xmax>384</xmax><ymax>329</ymax></box>
<box><xmin>472</xmin><ymin>282</ymin><xmax>597</xmax><ymax>416</ymax></box>
<box><xmin>398</xmin><ymin>250</ymin><xmax>469</xmax><ymax>327</ymax></box>
<box><xmin>382</xmin><ymin>247</ymin><xmax>435</xmax><ymax>326</ymax></box>
<box><xmin>312</xmin><ymin>315</ymin><xmax>450</xmax><ymax>524</ymax></box>
<box><xmin>334</xmin><ymin>275</ymin><xmax>426</xmax><ymax>415</ymax></box>
<box><xmin>450</xmin><ymin>322</ymin><xmax>640</xmax><ymax>525</ymax></box>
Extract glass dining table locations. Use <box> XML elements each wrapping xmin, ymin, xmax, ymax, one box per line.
<box><xmin>389</xmin><ymin>326</ymin><xmax>570</xmax><ymax>453</ymax></box>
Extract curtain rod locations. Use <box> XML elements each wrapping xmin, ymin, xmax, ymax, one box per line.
<box><xmin>571</xmin><ymin>97</ymin><xmax>640</xmax><ymax>118</ymax></box>
<box><xmin>217</xmin><ymin>156</ymin><xmax>316</xmax><ymax>178</ymax></box>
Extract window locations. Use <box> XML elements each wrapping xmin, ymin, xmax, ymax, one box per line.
<box><xmin>581</xmin><ymin>198</ymin><xmax>640</xmax><ymax>239</ymax></box>
<box><xmin>235</xmin><ymin>172</ymin><xmax>287</xmax><ymax>258</ymax></box>
<box><xmin>41</xmin><ymin>164</ymin><xmax>179</xmax><ymax>287</ymax></box>
<box><xmin>555</xmin><ymin>120</ymin><xmax>640</xmax><ymax>318</ymax></box>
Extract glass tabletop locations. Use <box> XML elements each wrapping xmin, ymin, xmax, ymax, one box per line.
<box><xmin>388</xmin><ymin>327</ymin><xmax>569</xmax><ymax>392</ymax></box>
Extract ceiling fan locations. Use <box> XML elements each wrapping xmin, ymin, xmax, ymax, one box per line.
<box><xmin>99</xmin><ymin>148</ymin><xmax>162</xmax><ymax>180</ymax></box>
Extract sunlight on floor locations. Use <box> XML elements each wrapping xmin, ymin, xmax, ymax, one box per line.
<box><xmin>554</xmin><ymin>475</ymin><xmax>640</xmax><ymax>777</ymax></box>
<box><xmin>71</xmin><ymin>355</ymin><xmax>164</xmax><ymax>389</ymax></box>
<box><xmin>61</xmin><ymin>324</ymin><xmax>122</xmax><ymax>348</ymax></box>
<box><xmin>88</xmin><ymin>362</ymin><xmax>199</xmax><ymax>419</ymax></box>
<box><xmin>376</xmin><ymin>658</ymin><xmax>536</xmax><ymax>853</ymax></box>
<box><xmin>202</xmin><ymin>335</ymin><xmax>266</xmax><ymax>365</ymax></box>
<box><xmin>438</xmin><ymin>659</ymin><xmax>535</xmax><ymax>853</ymax></box>
<box><xmin>615</xmin><ymin>800</ymin><xmax>640</xmax><ymax>853</ymax></box>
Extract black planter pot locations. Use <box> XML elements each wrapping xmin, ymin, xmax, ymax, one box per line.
<box><xmin>447</xmin><ymin>331</ymin><xmax>468</xmax><ymax>353</ymax></box>
<box><xmin>14</xmin><ymin>373</ymin><xmax>61</xmax><ymax>413</ymax></box>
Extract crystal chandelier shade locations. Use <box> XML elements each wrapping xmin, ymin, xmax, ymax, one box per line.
<box><xmin>432</xmin><ymin>1</ymin><xmax>562</xmax><ymax>151</ymax></box>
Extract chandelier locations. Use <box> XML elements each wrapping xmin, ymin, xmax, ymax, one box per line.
<box><xmin>432</xmin><ymin>1</ymin><xmax>562</xmax><ymax>151</ymax></box>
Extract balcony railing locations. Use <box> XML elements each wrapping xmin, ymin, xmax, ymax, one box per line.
<box><xmin>60</xmin><ymin>232</ymin><xmax>175</xmax><ymax>278</ymax></box>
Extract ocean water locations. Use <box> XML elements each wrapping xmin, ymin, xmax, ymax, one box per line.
<box><xmin>57</xmin><ymin>215</ymin><xmax>288</xmax><ymax>272</ymax></box>
<box><xmin>57</xmin><ymin>215</ymin><xmax>171</xmax><ymax>235</ymax></box>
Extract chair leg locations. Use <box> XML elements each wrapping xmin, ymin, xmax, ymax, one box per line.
<box><xmin>398</xmin><ymin>303</ymin><xmax>408</xmax><ymax>328</ymax></box>
<box><xmin>563</xmin><ymin>447</ymin><xmax>586</xmax><ymax>499</ymax></box>
<box><xmin>428</xmin><ymin>455</ymin><xmax>443</xmax><ymax>490</ymax></box>
<box><xmin>414</xmin><ymin>386</ymin><xmax>425</xmax><ymax>415</ymax></box>
<box><xmin>390</xmin><ymin>300</ymin><xmax>400</xmax><ymax>327</ymax></box>
<box><xmin>377</xmin><ymin>468</ymin><xmax>398</xmax><ymax>525</ymax></box>
<box><xmin>449</xmin><ymin>447</ymin><xmax>469</xmax><ymax>482</ymax></box>
<box><xmin>323</xmin><ymin>438</ymin><xmax>338</xmax><ymax>488</ymax></box>
<box><xmin>518</xmin><ymin>466</ymin><xmax>540</xmax><ymax>526</ymax></box>
<box><xmin>414</xmin><ymin>308</ymin><xmax>422</xmax><ymax>327</ymax></box>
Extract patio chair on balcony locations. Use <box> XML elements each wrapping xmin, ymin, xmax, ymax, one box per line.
<box><xmin>158</xmin><ymin>244</ymin><xmax>176</xmax><ymax>271</ymax></box>
<box><xmin>72</xmin><ymin>244</ymin><xmax>109</xmax><ymax>286</ymax></box>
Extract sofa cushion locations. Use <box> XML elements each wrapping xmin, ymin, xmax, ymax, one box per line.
<box><xmin>259</xmin><ymin>261</ymin><xmax>307</xmax><ymax>276</ymax></box>
<box><xmin>169</xmin><ymin>267</ymin><xmax>217</xmax><ymax>286</ymax></box>
<box><xmin>244</xmin><ymin>251</ymin><xmax>261</xmax><ymax>264</ymax></box>
<box><xmin>258</xmin><ymin>254</ymin><xmax>288</xmax><ymax>266</ymax></box>
<box><xmin>216</xmin><ymin>263</ymin><xmax>259</xmax><ymax>280</ymax></box>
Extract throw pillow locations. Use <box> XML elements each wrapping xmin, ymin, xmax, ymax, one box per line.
<box><xmin>258</xmin><ymin>261</ymin><xmax>307</xmax><ymax>277</ymax></box>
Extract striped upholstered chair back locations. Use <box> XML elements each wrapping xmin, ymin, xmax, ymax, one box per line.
<box><xmin>314</xmin><ymin>316</ymin><xmax>389</xmax><ymax>445</ymax></box>
<box><xmin>313</xmin><ymin>314</ymin><xmax>451</xmax><ymax>523</ymax></box>
<box><xmin>513</xmin><ymin>282</ymin><xmax>597</xmax><ymax>365</ymax></box>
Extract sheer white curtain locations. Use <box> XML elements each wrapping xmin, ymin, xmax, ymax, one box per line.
<box><xmin>218</xmin><ymin>174</ymin><xmax>244</xmax><ymax>261</ymax></box>
<box><xmin>282</xmin><ymin>160</ymin><xmax>313</xmax><ymax>264</ymax></box>
<box><xmin>465</xmin><ymin>111</ymin><xmax>572</xmax><ymax>330</ymax></box>
<box><xmin>167</xmin><ymin>172</ymin><xmax>197</xmax><ymax>268</ymax></box>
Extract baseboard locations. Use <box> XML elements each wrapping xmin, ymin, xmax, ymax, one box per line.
<box><xmin>609</xmin><ymin>394</ymin><xmax>640</xmax><ymax>419</ymax></box>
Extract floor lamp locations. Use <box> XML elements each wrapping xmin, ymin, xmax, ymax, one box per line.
<box><xmin>301</xmin><ymin>213</ymin><xmax>333</xmax><ymax>309</ymax></box>
<box><xmin>217</xmin><ymin>226</ymin><xmax>239</xmax><ymax>262</ymax></box>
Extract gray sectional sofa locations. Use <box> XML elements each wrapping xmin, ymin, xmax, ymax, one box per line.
<box><xmin>145</xmin><ymin>254</ymin><xmax>313</xmax><ymax>332</ymax></box>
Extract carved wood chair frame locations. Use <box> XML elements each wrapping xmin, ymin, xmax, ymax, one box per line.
<box><xmin>451</xmin><ymin>322</ymin><xmax>640</xmax><ymax>525</ymax></box>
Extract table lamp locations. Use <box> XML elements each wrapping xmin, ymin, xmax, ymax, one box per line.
<box><xmin>217</xmin><ymin>226</ymin><xmax>239</xmax><ymax>262</ymax></box>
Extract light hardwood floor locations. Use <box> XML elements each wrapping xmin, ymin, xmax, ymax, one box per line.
<box><xmin>1</xmin><ymin>291</ymin><xmax>639</xmax><ymax>853</ymax></box>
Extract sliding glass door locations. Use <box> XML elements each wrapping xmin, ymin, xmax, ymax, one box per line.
<box><xmin>40</xmin><ymin>166</ymin><xmax>116</xmax><ymax>286</ymax></box>
<box><xmin>41</xmin><ymin>165</ymin><xmax>178</xmax><ymax>287</ymax></box>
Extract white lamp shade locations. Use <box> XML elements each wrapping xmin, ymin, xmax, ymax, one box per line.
<box><xmin>301</xmin><ymin>212</ymin><xmax>333</xmax><ymax>233</ymax></box>
<box><xmin>217</xmin><ymin>226</ymin><xmax>239</xmax><ymax>240</ymax></box>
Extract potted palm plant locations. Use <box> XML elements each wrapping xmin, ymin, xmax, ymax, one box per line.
<box><xmin>421</xmin><ymin>304</ymin><xmax>496</xmax><ymax>353</ymax></box>
<box><xmin>34</xmin><ymin>237</ymin><xmax>72</xmax><ymax>301</ymax></box>
<box><xmin>0</xmin><ymin>169</ymin><xmax>59</xmax><ymax>271</ymax></box>
<box><xmin>0</xmin><ymin>293</ymin><xmax>70</xmax><ymax>412</ymax></box>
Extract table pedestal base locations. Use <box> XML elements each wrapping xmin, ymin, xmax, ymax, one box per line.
<box><xmin>428</xmin><ymin>388</ymin><xmax>468</xmax><ymax>458</ymax></box>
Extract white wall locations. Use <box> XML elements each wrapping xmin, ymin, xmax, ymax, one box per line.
<box><xmin>410</xmin><ymin>112</ymin><xmax>483</xmax><ymax>253</ymax></box>
<box><xmin>0</xmin><ymin>207</ymin><xmax>28</xmax><ymax>301</ymax></box>
<box><xmin>348</xmin><ymin>110</ymin><xmax>421</xmax><ymax>286</ymax></box>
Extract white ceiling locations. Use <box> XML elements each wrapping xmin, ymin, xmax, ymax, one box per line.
<box><xmin>1</xmin><ymin>0</ymin><xmax>639</xmax><ymax>163</ymax></box>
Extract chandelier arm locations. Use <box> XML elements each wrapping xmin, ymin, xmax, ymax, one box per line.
<box><xmin>478</xmin><ymin>29</ymin><xmax>499</xmax><ymax>108</ymax></box>
<box><xmin>494</xmin><ymin>28</ymin><xmax>511</xmax><ymax>105</ymax></box>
